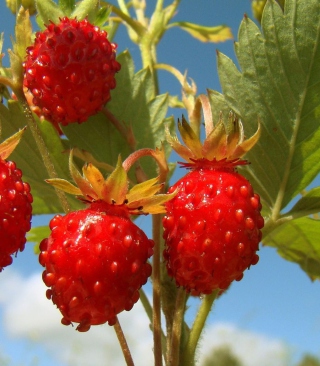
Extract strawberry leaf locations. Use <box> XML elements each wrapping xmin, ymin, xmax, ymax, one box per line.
<box><xmin>263</xmin><ymin>217</ymin><xmax>320</xmax><ymax>280</ymax></box>
<box><xmin>217</xmin><ymin>0</ymin><xmax>320</xmax><ymax>216</ymax></box>
<box><xmin>0</xmin><ymin>101</ymin><xmax>81</xmax><ymax>214</ymax></box>
<box><xmin>27</xmin><ymin>225</ymin><xmax>51</xmax><ymax>252</ymax></box>
<box><xmin>287</xmin><ymin>188</ymin><xmax>320</xmax><ymax>217</ymax></box>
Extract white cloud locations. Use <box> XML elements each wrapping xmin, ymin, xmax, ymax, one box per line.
<box><xmin>0</xmin><ymin>269</ymin><xmax>153</xmax><ymax>366</ymax></box>
<box><xmin>0</xmin><ymin>270</ymin><xmax>290</xmax><ymax>366</ymax></box>
<box><xmin>198</xmin><ymin>323</ymin><xmax>290</xmax><ymax>366</ymax></box>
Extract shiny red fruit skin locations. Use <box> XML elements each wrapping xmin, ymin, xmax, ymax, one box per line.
<box><xmin>163</xmin><ymin>167</ymin><xmax>264</xmax><ymax>296</ymax></box>
<box><xmin>39</xmin><ymin>201</ymin><xmax>153</xmax><ymax>331</ymax></box>
<box><xmin>0</xmin><ymin>159</ymin><xmax>33</xmax><ymax>271</ymax></box>
<box><xmin>23</xmin><ymin>17</ymin><xmax>121</xmax><ymax>127</ymax></box>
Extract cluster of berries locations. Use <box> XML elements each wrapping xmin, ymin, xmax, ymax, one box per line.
<box><xmin>2</xmin><ymin>17</ymin><xmax>264</xmax><ymax>332</ymax></box>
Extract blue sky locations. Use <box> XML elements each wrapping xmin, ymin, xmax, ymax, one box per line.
<box><xmin>0</xmin><ymin>1</ymin><xmax>320</xmax><ymax>365</ymax></box>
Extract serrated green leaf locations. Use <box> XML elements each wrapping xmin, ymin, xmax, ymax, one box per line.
<box><xmin>217</xmin><ymin>0</ymin><xmax>320</xmax><ymax>215</ymax></box>
<box><xmin>71</xmin><ymin>0</ymin><xmax>99</xmax><ymax>22</ymax></box>
<box><xmin>36</xmin><ymin>0</ymin><xmax>64</xmax><ymax>25</ymax></box>
<box><xmin>62</xmin><ymin>51</ymin><xmax>171</xmax><ymax>183</ymax></box>
<box><xmin>263</xmin><ymin>217</ymin><xmax>320</xmax><ymax>280</ymax></box>
<box><xmin>170</xmin><ymin>22</ymin><xmax>233</xmax><ymax>43</ymax></box>
<box><xmin>288</xmin><ymin>188</ymin><xmax>320</xmax><ymax>217</ymax></box>
<box><xmin>0</xmin><ymin>101</ymin><xmax>81</xmax><ymax>214</ymax></box>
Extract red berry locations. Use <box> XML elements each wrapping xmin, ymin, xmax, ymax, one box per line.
<box><xmin>23</xmin><ymin>17</ymin><xmax>121</xmax><ymax>127</ymax></box>
<box><xmin>163</xmin><ymin>161</ymin><xmax>264</xmax><ymax>296</ymax></box>
<box><xmin>39</xmin><ymin>201</ymin><xmax>154</xmax><ymax>331</ymax></box>
<box><xmin>0</xmin><ymin>159</ymin><xmax>33</xmax><ymax>271</ymax></box>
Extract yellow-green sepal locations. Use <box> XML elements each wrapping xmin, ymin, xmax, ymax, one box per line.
<box><xmin>0</xmin><ymin>127</ymin><xmax>26</xmax><ymax>160</ymax></box>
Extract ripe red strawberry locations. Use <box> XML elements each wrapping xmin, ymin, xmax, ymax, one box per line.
<box><xmin>39</xmin><ymin>154</ymin><xmax>175</xmax><ymax>331</ymax></box>
<box><xmin>23</xmin><ymin>17</ymin><xmax>121</xmax><ymax>128</ymax></box>
<box><xmin>39</xmin><ymin>201</ymin><xmax>154</xmax><ymax>331</ymax></box>
<box><xmin>163</xmin><ymin>115</ymin><xmax>264</xmax><ymax>295</ymax></box>
<box><xmin>0</xmin><ymin>130</ymin><xmax>33</xmax><ymax>271</ymax></box>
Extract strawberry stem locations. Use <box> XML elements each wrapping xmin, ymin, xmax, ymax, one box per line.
<box><xmin>152</xmin><ymin>213</ymin><xmax>164</xmax><ymax>366</ymax></box>
<box><xmin>168</xmin><ymin>287</ymin><xmax>187</xmax><ymax>366</ymax></box>
<box><xmin>122</xmin><ymin>147</ymin><xmax>169</xmax><ymax>184</ymax></box>
<box><xmin>114</xmin><ymin>317</ymin><xmax>135</xmax><ymax>366</ymax></box>
<box><xmin>180</xmin><ymin>290</ymin><xmax>219</xmax><ymax>366</ymax></box>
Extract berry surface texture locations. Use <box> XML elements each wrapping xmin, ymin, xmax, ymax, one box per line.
<box><xmin>23</xmin><ymin>17</ymin><xmax>121</xmax><ymax>127</ymax></box>
<box><xmin>0</xmin><ymin>159</ymin><xmax>33</xmax><ymax>271</ymax></box>
<box><xmin>39</xmin><ymin>201</ymin><xmax>154</xmax><ymax>332</ymax></box>
<box><xmin>163</xmin><ymin>163</ymin><xmax>264</xmax><ymax>296</ymax></box>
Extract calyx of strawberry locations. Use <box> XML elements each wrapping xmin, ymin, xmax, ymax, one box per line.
<box><xmin>47</xmin><ymin>151</ymin><xmax>176</xmax><ymax>215</ymax></box>
<box><xmin>0</xmin><ymin>127</ymin><xmax>26</xmax><ymax>159</ymax></box>
<box><xmin>166</xmin><ymin>107</ymin><xmax>260</xmax><ymax>166</ymax></box>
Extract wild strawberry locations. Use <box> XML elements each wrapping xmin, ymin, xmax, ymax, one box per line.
<box><xmin>39</xmin><ymin>153</ymin><xmax>175</xmax><ymax>331</ymax></box>
<box><xmin>23</xmin><ymin>17</ymin><xmax>121</xmax><ymax>128</ymax></box>
<box><xmin>0</xmin><ymin>129</ymin><xmax>33</xmax><ymax>271</ymax></box>
<box><xmin>163</xmin><ymin>113</ymin><xmax>264</xmax><ymax>296</ymax></box>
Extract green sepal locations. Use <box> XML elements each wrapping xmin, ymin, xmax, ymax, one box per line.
<box><xmin>128</xmin><ymin>188</ymin><xmax>177</xmax><ymax>215</ymax></box>
<box><xmin>202</xmin><ymin>119</ymin><xmax>228</xmax><ymax>161</ymax></box>
<box><xmin>14</xmin><ymin>6</ymin><xmax>32</xmax><ymax>60</ymax></box>
<box><xmin>71</xmin><ymin>0</ymin><xmax>99</xmax><ymax>22</ymax></box>
<box><xmin>36</xmin><ymin>0</ymin><xmax>64</xmax><ymax>26</ymax></box>
<box><xmin>101</xmin><ymin>155</ymin><xmax>128</xmax><ymax>204</ymax></box>
<box><xmin>59</xmin><ymin>0</ymin><xmax>75</xmax><ymax>16</ymax></box>
<box><xmin>165</xmin><ymin>124</ymin><xmax>193</xmax><ymax>162</ymax></box>
<box><xmin>46</xmin><ymin>178</ymin><xmax>82</xmax><ymax>196</ymax></box>
<box><xmin>178</xmin><ymin>116</ymin><xmax>203</xmax><ymax>158</ymax></box>
<box><xmin>69</xmin><ymin>151</ymin><xmax>97</xmax><ymax>200</ymax></box>
<box><xmin>94</xmin><ymin>6</ymin><xmax>112</xmax><ymax>28</ymax></box>
<box><xmin>0</xmin><ymin>127</ymin><xmax>26</xmax><ymax>160</ymax></box>
<box><xmin>126</xmin><ymin>177</ymin><xmax>162</xmax><ymax>204</ymax></box>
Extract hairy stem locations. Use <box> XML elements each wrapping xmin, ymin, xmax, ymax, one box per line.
<box><xmin>181</xmin><ymin>290</ymin><xmax>219</xmax><ymax>366</ymax></box>
<box><xmin>168</xmin><ymin>287</ymin><xmax>186</xmax><ymax>366</ymax></box>
<box><xmin>114</xmin><ymin>317</ymin><xmax>135</xmax><ymax>366</ymax></box>
<box><xmin>152</xmin><ymin>213</ymin><xmax>164</xmax><ymax>366</ymax></box>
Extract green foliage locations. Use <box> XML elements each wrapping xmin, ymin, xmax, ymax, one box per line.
<box><xmin>62</xmin><ymin>51</ymin><xmax>171</xmax><ymax>183</ymax></box>
<box><xmin>0</xmin><ymin>102</ymin><xmax>80</xmax><ymax>214</ymax></box>
<box><xmin>201</xmin><ymin>346</ymin><xmax>243</xmax><ymax>366</ymax></box>
<box><xmin>216</xmin><ymin>0</ymin><xmax>320</xmax><ymax>278</ymax></box>
<box><xmin>296</xmin><ymin>354</ymin><xmax>320</xmax><ymax>366</ymax></box>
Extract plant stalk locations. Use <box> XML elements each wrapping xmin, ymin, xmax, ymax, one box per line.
<box><xmin>168</xmin><ymin>287</ymin><xmax>186</xmax><ymax>366</ymax></box>
<box><xmin>152</xmin><ymin>213</ymin><xmax>164</xmax><ymax>366</ymax></box>
<box><xmin>114</xmin><ymin>317</ymin><xmax>135</xmax><ymax>366</ymax></box>
<box><xmin>180</xmin><ymin>290</ymin><xmax>219</xmax><ymax>366</ymax></box>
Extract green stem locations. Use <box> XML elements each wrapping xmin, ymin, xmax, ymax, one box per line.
<box><xmin>114</xmin><ymin>317</ymin><xmax>135</xmax><ymax>366</ymax></box>
<box><xmin>152</xmin><ymin>213</ymin><xmax>164</xmax><ymax>366</ymax></box>
<box><xmin>16</xmin><ymin>92</ymin><xmax>71</xmax><ymax>214</ymax></box>
<box><xmin>168</xmin><ymin>287</ymin><xmax>186</xmax><ymax>366</ymax></box>
<box><xmin>102</xmin><ymin>1</ymin><xmax>146</xmax><ymax>36</ymax></box>
<box><xmin>181</xmin><ymin>290</ymin><xmax>219</xmax><ymax>366</ymax></box>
